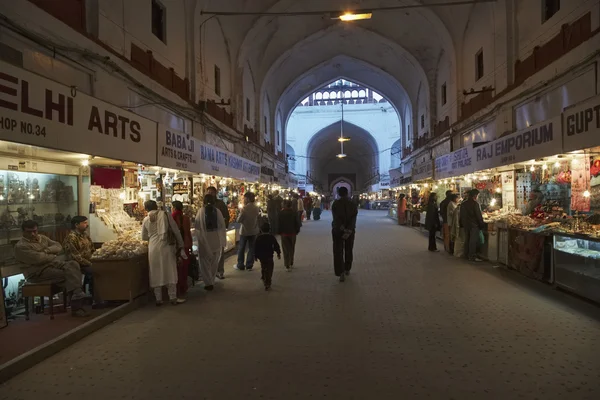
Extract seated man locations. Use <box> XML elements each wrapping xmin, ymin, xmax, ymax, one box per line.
<box><xmin>14</xmin><ymin>220</ymin><xmax>89</xmax><ymax>317</ymax></box>
<box><xmin>63</xmin><ymin>216</ymin><xmax>95</xmax><ymax>297</ymax></box>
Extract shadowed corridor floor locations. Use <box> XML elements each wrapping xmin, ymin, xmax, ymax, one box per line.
<box><xmin>2</xmin><ymin>210</ymin><xmax>600</xmax><ymax>399</ymax></box>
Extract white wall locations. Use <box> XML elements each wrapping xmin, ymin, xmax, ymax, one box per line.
<box><xmin>98</xmin><ymin>0</ymin><xmax>187</xmax><ymax>77</ymax></box>
<box><xmin>461</xmin><ymin>4</ymin><xmax>496</xmax><ymax>94</ymax></box>
<box><xmin>275</xmin><ymin>109</ymin><xmax>283</xmax><ymax>151</ymax></box>
<box><xmin>435</xmin><ymin>50</ymin><xmax>454</xmax><ymax>123</ymax></box>
<box><xmin>286</xmin><ymin>103</ymin><xmax>401</xmax><ymax>179</ymax></box>
<box><xmin>416</xmin><ymin>83</ymin><xmax>428</xmax><ymax>137</ymax></box>
<box><xmin>262</xmin><ymin>94</ymin><xmax>271</xmax><ymax>144</ymax></box>
<box><xmin>242</xmin><ymin>62</ymin><xmax>256</xmax><ymax>129</ymax></box>
<box><xmin>199</xmin><ymin>17</ymin><xmax>232</xmax><ymax>102</ymax></box>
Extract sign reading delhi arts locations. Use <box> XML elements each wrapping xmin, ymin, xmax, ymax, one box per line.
<box><xmin>0</xmin><ymin>61</ymin><xmax>157</xmax><ymax>165</ymax></box>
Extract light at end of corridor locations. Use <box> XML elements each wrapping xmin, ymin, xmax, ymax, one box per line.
<box><xmin>338</xmin><ymin>137</ymin><xmax>351</xmax><ymax>142</ymax></box>
<box><xmin>334</xmin><ymin>12</ymin><xmax>372</xmax><ymax>22</ymax></box>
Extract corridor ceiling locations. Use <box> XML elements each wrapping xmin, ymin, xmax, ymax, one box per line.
<box><xmin>199</xmin><ymin>0</ymin><xmax>485</xmax><ymax>126</ymax></box>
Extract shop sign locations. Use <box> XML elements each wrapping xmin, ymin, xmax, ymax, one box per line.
<box><xmin>389</xmin><ymin>168</ymin><xmax>403</xmax><ymax>188</ymax></box>
<box><xmin>473</xmin><ymin>117</ymin><xmax>561</xmax><ymax>171</ymax></box>
<box><xmin>501</xmin><ymin>171</ymin><xmax>515</xmax><ymax>208</ymax></box>
<box><xmin>435</xmin><ymin>146</ymin><xmax>474</xmax><ymax>180</ymax></box>
<box><xmin>563</xmin><ymin>95</ymin><xmax>600</xmax><ymax>152</ymax></box>
<box><xmin>412</xmin><ymin>159</ymin><xmax>433</xmax><ymax>181</ymax></box>
<box><xmin>197</xmin><ymin>141</ymin><xmax>260</xmax><ymax>181</ymax></box>
<box><xmin>261</xmin><ymin>166</ymin><xmax>274</xmax><ymax>177</ymax></box>
<box><xmin>0</xmin><ymin>61</ymin><xmax>157</xmax><ymax>165</ymax></box>
<box><xmin>157</xmin><ymin>125</ymin><xmax>199</xmax><ymax>172</ymax></box>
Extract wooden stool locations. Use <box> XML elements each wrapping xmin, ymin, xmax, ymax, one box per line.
<box><xmin>22</xmin><ymin>281</ymin><xmax>68</xmax><ymax>320</ymax></box>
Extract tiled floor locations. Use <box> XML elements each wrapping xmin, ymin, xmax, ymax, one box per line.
<box><xmin>2</xmin><ymin>211</ymin><xmax>600</xmax><ymax>399</ymax></box>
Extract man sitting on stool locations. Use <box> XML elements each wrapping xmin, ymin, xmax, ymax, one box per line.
<box><xmin>14</xmin><ymin>220</ymin><xmax>89</xmax><ymax>317</ymax></box>
<box><xmin>63</xmin><ymin>216</ymin><xmax>95</xmax><ymax>299</ymax></box>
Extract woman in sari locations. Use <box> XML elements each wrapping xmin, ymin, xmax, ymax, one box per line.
<box><xmin>195</xmin><ymin>194</ymin><xmax>226</xmax><ymax>291</ymax></box>
<box><xmin>142</xmin><ymin>200</ymin><xmax>186</xmax><ymax>306</ymax></box>
<box><xmin>171</xmin><ymin>201</ymin><xmax>193</xmax><ymax>300</ymax></box>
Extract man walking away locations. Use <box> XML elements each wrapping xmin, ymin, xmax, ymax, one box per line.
<box><xmin>278</xmin><ymin>200</ymin><xmax>301</xmax><ymax>271</ymax></box>
<box><xmin>267</xmin><ymin>192</ymin><xmax>282</xmax><ymax>235</ymax></box>
<box><xmin>236</xmin><ymin>192</ymin><xmax>260</xmax><ymax>271</ymax></box>
<box><xmin>439</xmin><ymin>190</ymin><xmax>453</xmax><ymax>253</ymax></box>
<box><xmin>313</xmin><ymin>196</ymin><xmax>322</xmax><ymax>220</ymax></box>
<box><xmin>331</xmin><ymin>187</ymin><xmax>358</xmax><ymax>282</ymax></box>
<box><xmin>460</xmin><ymin>189</ymin><xmax>486</xmax><ymax>262</ymax></box>
<box><xmin>303</xmin><ymin>196</ymin><xmax>314</xmax><ymax>220</ymax></box>
<box><xmin>207</xmin><ymin>186</ymin><xmax>230</xmax><ymax>279</ymax></box>
<box><xmin>254</xmin><ymin>223</ymin><xmax>281</xmax><ymax>291</ymax></box>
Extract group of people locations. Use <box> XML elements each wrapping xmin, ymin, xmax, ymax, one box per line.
<box><xmin>14</xmin><ymin>216</ymin><xmax>98</xmax><ymax>317</ymax></box>
<box><xmin>12</xmin><ymin>185</ymin><xmax>359</xmax><ymax>317</ymax></box>
<box><xmin>424</xmin><ymin>189</ymin><xmax>486</xmax><ymax>262</ymax></box>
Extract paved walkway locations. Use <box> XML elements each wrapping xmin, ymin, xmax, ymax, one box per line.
<box><xmin>2</xmin><ymin>211</ymin><xmax>600</xmax><ymax>399</ymax></box>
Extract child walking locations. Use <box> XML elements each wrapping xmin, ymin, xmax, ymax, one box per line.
<box><xmin>254</xmin><ymin>222</ymin><xmax>281</xmax><ymax>291</ymax></box>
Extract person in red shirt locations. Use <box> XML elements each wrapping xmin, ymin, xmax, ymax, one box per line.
<box><xmin>172</xmin><ymin>201</ymin><xmax>193</xmax><ymax>300</ymax></box>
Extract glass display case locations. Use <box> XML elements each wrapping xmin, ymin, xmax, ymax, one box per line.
<box><xmin>553</xmin><ymin>234</ymin><xmax>600</xmax><ymax>303</ymax></box>
<box><xmin>388</xmin><ymin>201</ymin><xmax>397</xmax><ymax>219</ymax></box>
<box><xmin>0</xmin><ymin>170</ymin><xmax>79</xmax><ymax>262</ymax></box>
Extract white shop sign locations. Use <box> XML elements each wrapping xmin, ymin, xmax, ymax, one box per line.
<box><xmin>412</xmin><ymin>159</ymin><xmax>433</xmax><ymax>181</ymax></box>
<box><xmin>473</xmin><ymin>117</ymin><xmax>562</xmax><ymax>171</ymax></box>
<box><xmin>157</xmin><ymin>125</ymin><xmax>200</xmax><ymax>172</ymax></box>
<box><xmin>501</xmin><ymin>171</ymin><xmax>516</xmax><ymax>208</ymax></box>
<box><xmin>563</xmin><ymin>95</ymin><xmax>600</xmax><ymax>152</ymax></box>
<box><xmin>198</xmin><ymin>141</ymin><xmax>260</xmax><ymax>181</ymax></box>
<box><xmin>435</xmin><ymin>145</ymin><xmax>474</xmax><ymax>180</ymax></box>
<box><xmin>0</xmin><ymin>61</ymin><xmax>157</xmax><ymax>164</ymax></box>
<box><xmin>389</xmin><ymin>168</ymin><xmax>402</xmax><ymax>188</ymax></box>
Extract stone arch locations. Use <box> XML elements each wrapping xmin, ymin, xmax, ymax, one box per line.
<box><xmin>286</xmin><ymin>144</ymin><xmax>296</xmax><ymax>171</ymax></box>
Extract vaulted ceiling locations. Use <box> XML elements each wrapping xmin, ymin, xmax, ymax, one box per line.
<box><xmin>198</xmin><ymin>0</ymin><xmax>492</xmax><ymax>132</ymax></box>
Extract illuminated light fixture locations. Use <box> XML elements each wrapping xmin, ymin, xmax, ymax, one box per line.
<box><xmin>424</xmin><ymin>183</ymin><xmax>429</xmax><ymax>188</ymax></box>
<box><xmin>530</xmin><ymin>165</ymin><xmax>535</xmax><ymax>172</ymax></box>
<box><xmin>82</xmin><ymin>159</ymin><xmax>89</xmax><ymax>167</ymax></box>
<box><xmin>0</xmin><ymin>195</ymin><xmax>4</xmax><ymax>201</ymax></box>
<box><xmin>495</xmin><ymin>187</ymin><xmax>502</xmax><ymax>193</ymax></box>
<box><xmin>542</xmin><ymin>164</ymin><xmax>548</xmax><ymax>170</ymax></box>
<box><xmin>29</xmin><ymin>194</ymin><xmax>35</xmax><ymax>200</ymax></box>
<box><xmin>572</xmin><ymin>158</ymin><xmax>579</xmax><ymax>165</ymax></box>
<box><xmin>338</xmin><ymin>137</ymin><xmax>351</xmax><ymax>142</ymax></box>
<box><xmin>554</xmin><ymin>161</ymin><xmax>560</xmax><ymax>168</ymax></box>
<box><xmin>119</xmin><ymin>192</ymin><xmax>126</xmax><ymax>200</ymax></box>
<box><xmin>336</xmin><ymin>153</ymin><xmax>347</xmax><ymax>158</ymax></box>
<box><xmin>490</xmin><ymin>198</ymin><xmax>497</xmax><ymax>206</ymax></box>
<box><xmin>584</xmin><ymin>190</ymin><xmax>591</xmax><ymax>198</ymax></box>
<box><xmin>433</xmin><ymin>185</ymin><xmax>438</xmax><ymax>190</ymax></box>
<box><xmin>334</xmin><ymin>12</ymin><xmax>373</xmax><ymax>21</ymax></box>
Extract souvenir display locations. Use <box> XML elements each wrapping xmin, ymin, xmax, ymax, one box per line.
<box><xmin>92</xmin><ymin>230</ymin><xmax>148</xmax><ymax>260</ymax></box>
<box><xmin>90</xmin><ymin>186</ymin><xmax>141</xmax><ymax>234</ymax></box>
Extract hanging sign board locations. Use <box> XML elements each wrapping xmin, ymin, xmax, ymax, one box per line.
<box><xmin>412</xmin><ymin>159</ymin><xmax>433</xmax><ymax>181</ymax></box>
<box><xmin>389</xmin><ymin>168</ymin><xmax>403</xmax><ymax>188</ymax></box>
<box><xmin>0</xmin><ymin>61</ymin><xmax>157</xmax><ymax>165</ymax></box>
<box><xmin>563</xmin><ymin>95</ymin><xmax>600</xmax><ymax>152</ymax></box>
<box><xmin>571</xmin><ymin>155</ymin><xmax>591</xmax><ymax>212</ymax></box>
<box><xmin>501</xmin><ymin>171</ymin><xmax>516</xmax><ymax>208</ymax></box>
<box><xmin>197</xmin><ymin>141</ymin><xmax>260</xmax><ymax>181</ymax></box>
<box><xmin>435</xmin><ymin>145</ymin><xmax>474</xmax><ymax>180</ymax></box>
<box><xmin>157</xmin><ymin>125</ymin><xmax>200</xmax><ymax>172</ymax></box>
<box><xmin>473</xmin><ymin>117</ymin><xmax>562</xmax><ymax>171</ymax></box>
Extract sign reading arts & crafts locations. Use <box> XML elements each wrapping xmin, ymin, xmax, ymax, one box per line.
<box><xmin>0</xmin><ymin>61</ymin><xmax>157</xmax><ymax>165</ymax></box>
<box><xmin>563</xmin><ymin>95</ymin><xmax>600</xmax><ymax>152</ymax></box>
<box><xmin>435</xmin><ymin>146</ymin><xmax>474</xmax><ymax>180</ymax></box>
<box><xmin>473</xmin><ymin>117</ymin><xmax>561</xmax><ymax>171</ymax></box>
<box><xmin>157</xmin><ymin>126</ymin><xmax>199</xmax><ymax>172</ymax></box>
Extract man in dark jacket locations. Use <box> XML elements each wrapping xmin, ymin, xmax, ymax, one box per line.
<box><xmin>278</xmin><ymin>200</ymin><xmax>301</xmax><ymax>270</ymax></box>
<box><xmin>331</xmin><ymin>186</ymin><xmax>358</xmax><ymax>282</ymax></box>
<box><xmin>459</xmin><ymin>189</ymin><xmax>485</xmax><ymax>262</ymax></box>
<box><xmin>439</xmin><ymin>190</ymin><xmax>453</xmax><ymax>253</ymax></box>
<box><xmin>207</xmin><ymin>186</ymin><xmax>230</xmax><ymax>279</ymax></box>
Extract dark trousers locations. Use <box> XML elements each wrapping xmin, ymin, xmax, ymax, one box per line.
<box><xmin>306</xmin><ymin>208</ymin><xmax>313</xmax><ymax>220</ymax></box>
<box><xmin>428</xmin><ymin>229</ymin><xmax>437</xmax><ymax>251</ymax></box>
<box><xmin>281</xmin><ymin>235</ymin><xmax>297</xmax><ymax>267</ymax></box>
<box><xmin>332</xmin><ymin>229</ymin><xmax>355</xmax><ymax>276</ymax></box>
<box><xmin>260</xmin><ymin>258</ymin><xmax>275</xmax><ymax>286</ymax></box>
<box><xmin>237</xmin><ymin>235</ymin><xmax>257</xmax><ymax>269</ymax></box>
<box><xmin>313</xmin><ymin>208</ymin><xmax>322</xmax><ymax>220</ymax></box>
<box><xmin>464</xmin><ymin>227</ymin><xmax>480</xmax><ymax>260</ymax></box>
<box><xmin>82</xmin><ymin>266</ymin><xmax>93</xmax><ymax>297</ymax></box>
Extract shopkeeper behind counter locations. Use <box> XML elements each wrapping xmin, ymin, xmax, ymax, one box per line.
<box><xmin>525</xmin><ymin>190</ymin><xmax>544</xmax><ymax>216</ymax></box>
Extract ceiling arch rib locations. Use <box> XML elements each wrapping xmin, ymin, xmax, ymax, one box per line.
<box><xmin>274</xmin><ymin>56</ymin><xmax>407</xmax><ymax>132</ymax></box>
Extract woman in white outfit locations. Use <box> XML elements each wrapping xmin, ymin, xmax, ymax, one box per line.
<box><xmin>142</xmin><ymin>200</ymin><xmax>186</xmax><ymax>306</ymax></box>
<box><xmin>195</xmin><ymin>194</ymin><xmax>226</xmax><ymax>291</ymax></box>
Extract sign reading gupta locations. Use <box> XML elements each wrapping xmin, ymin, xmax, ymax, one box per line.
<box><xmin>157</xmin><ymin>126</ymin><xmax>199</xmax><ymax>172</ymax></box>
<box><xmin>473</xmin><ymin>117</ymin><xmax>561</xmax><ymax>171</ymax></box>
<box><xmin>563</xmin><ymin>95</ymin><xmax>600</xmax><ymax>152</ymax></box>
<box><xmin>0</xmin><ymin>61</ymin><xmax>157</xmax><ymax>164</ymax></box>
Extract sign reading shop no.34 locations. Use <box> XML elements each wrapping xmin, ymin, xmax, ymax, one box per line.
<box><xmin>0</xmin><ymin>61</ymin><xmax>157</xmax><ymax>165</ymax></box>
